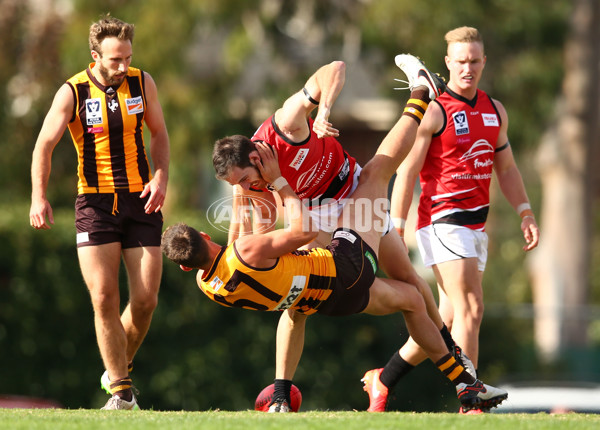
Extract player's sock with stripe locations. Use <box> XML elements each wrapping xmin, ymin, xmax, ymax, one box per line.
<box><xmin>403</xmin><ymin>88</ymin><xmax>430</xmax><ymax>124</ymax></box>
<box><xmin>379</xmin><ymin>352</ymin><xmax>415</xmax><ymax>389</ymax></box>
<box><xmin>110</xmin><ymin>377</ymin><xmax>134</xmax><ymax>401</ymax></box>
<box><xmin>435</xmin><ymin>353</ymin><xmax>476</xmax><ymax>386</ymax></box>
<box><xmin>272</xmin><ymin>379</ymin><xmax>292</xmax><ymax>404</ymax></box>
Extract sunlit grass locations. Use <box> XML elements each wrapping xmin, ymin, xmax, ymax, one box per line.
<box><xmin>1</xmin><ymin>409</ymin><xmax>599</xmax><ymax>430</ymax></box>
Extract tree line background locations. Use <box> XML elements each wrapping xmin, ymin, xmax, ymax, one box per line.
<box><xmin>1</xmin><ymin>0</ymin><xmax>599</xmax><ymax>411</ymax></box>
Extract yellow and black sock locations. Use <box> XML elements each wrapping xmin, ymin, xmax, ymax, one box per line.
<box><xmin>110</xmin><ymin>377</ymin><xmax>133</xmax><ymax>402</ymax></box>
<box><xmin>435</xmin><ymin>353</ymin><xmax>476</xmax><ymax>386</ymax></box>
<box><xmin>402</xmin><ymin>89</ymin><xmax>429</xmax><ymax>124</ymax></box>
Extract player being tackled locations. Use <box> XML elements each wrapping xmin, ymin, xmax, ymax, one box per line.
<box><xmin>161</xmin><ymin>54</ymin><xmax>507</xmax><ymax>412</ymax></box>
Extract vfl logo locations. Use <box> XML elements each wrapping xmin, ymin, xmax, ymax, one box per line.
<box><xmin>206</xmin><ymin>195</ymin><xmax>278</xmax><ymax>234</ymax></box>
<box><xmin>289</xmin><ymin>148</ymin><xmax>309</xmax><ymax>171</ymax></box>
<box><xmin>458</xmin><ymin>139</ymin><xmax>494</xmax><ymax>165</ymax></box>
<box><xmin>108</xmin><ymin>99</ymin><xmax>119</xmax><ymax>113</ymax></box>
<box><xmin>85</xmin><ymin>98</ymin><xmax>103</xmax><ymax>125</ymax></box>
<box><xmin>126</xmin><ymin>96</ymin><xmax>144</xmax><ymax>115</ymax></box>
<box><xmin>453</xmin><ymin>111</ymin><xmax>469</xmax><ymax>136</ymax></box>
<box><xmin>275</xmin><ymin>275</ymin><xmax>306</xmax><ymax>310</ymax></box>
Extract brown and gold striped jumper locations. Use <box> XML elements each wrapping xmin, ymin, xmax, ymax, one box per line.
<box><xmin>66</xmin><ymin>63</ymin><xmax>152</xmax><ymax>195</ymax></box>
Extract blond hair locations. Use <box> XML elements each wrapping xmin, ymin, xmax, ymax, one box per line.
<box><xmin>444</xmin><ymin>26</ymin><xmax>483</xmax><ymax>47</ymax></box>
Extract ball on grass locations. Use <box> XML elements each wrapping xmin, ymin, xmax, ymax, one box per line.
<box><xmin>254</xmin><ymin>383</ymin><xmax>302</xmax><ymax>412</ymax></box>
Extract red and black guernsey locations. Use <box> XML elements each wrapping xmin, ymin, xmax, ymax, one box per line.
<box><xmin>251</xmin><ymin>115</ymin><xmax>357</xmax><ymax>206</ymax></box>
<box><xmin>417</xmin><ymin>88</ymin><xmax>502</xmax><ymax>232</ymax></box>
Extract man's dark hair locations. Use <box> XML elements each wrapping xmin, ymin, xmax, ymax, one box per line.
<box><xmin>161</xmin><ymin>223</ymin><xmax>210</xmax><ymax>268</ymax></box>
<box><xmin>212</xmin><ymin>135</ymin><xmax>256</xmax><ymax>180</ymax></box>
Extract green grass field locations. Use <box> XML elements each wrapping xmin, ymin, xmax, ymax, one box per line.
<box><xmin>1</xmin><ymin>409</ymin><xmax>599</xmax><ymax>430</ymax></box>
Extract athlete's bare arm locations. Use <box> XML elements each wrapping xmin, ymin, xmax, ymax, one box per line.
<box><xmin>140</xmin><ymin>72</ymin><xmax>170</xmax><ymax>213</ymax></box>
<box><xmin>30</xmin><ymin>83</ymin><xmax>74</xmax><ymax>230</ymax></box>
<box><xmin>274</xmin><ymin>61</ymin><xmax>346</xmax><ymax>142</ymax></box>
<box><xmin>235</xmin><ymin>142</ymin><xmax>317</xmax><ymax>266</ymax></box>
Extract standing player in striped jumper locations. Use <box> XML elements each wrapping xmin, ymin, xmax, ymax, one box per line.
<box><xmin>362</xmin><ymin>26</ymin><xmax>539</xmax><ymax>413</ymax></box>
<box><xmin>29</xmin><ymin>14</ymin><xmax>170</xmax><ymax>410</ymax></box>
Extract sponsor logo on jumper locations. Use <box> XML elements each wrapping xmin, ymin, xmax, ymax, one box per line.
<box><xmin>210</xmin><ymin>277</ymin><xmax>224</xmax><ymax>292</ymax></box>
<box><xmin>309</xmin><ymin>152</ymin><xmax>333</xmax><ymax>189</ymax></box>
<box><xmin>482</xmin><ymin>113</ymin><xmax>499</xmax><ymax>127</ymax></box>
<box><xmin>296</xmin><ymin>163</ymin><xmax>319</xmax><ymax>194</ymax></box>
<box><xmin>289</xmin><ymin>148</ymin><xmax>309</xmax><ymax>171</ymax></box>
<box><xmin>474</xmin><ymin>158</ymin><xmax>494</xmax><ymax>168</ymax></box>
<box><xmin>87</xmin><ymin>127</ymin><xmax>104</xmax><ymax>134</ymax></box>
<box><xmin>453</xmin><ymin>110</ymin><xmax>469</xmax><ymax>135</ymax></box>
<box><xmin>85</xmin><ymin>98</ymin><xmax>102</xmax><ymax>125</ymax></box>
<box><xmin>458</xmin><ymin>139</ymin><xmax>494</xmax><ymax>165</ymax></box>
<box><xmin>126</xmin><ymin>96</ymin><xmax>144</xmax><ymax>115</ymax></box>
<box><xmin>276</xmin><ymin>276</ymin><xmax>307</xmax><ymax>310</ymax></box>
<box><xmin>451</xmin><ymin>172</ymin><xmax>493</xmax><ymax>180</ymax></box>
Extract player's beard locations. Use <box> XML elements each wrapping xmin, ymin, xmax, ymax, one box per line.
<box><xmin>97</xmin><ymin>63</ymin><xmax>126</xmax><ymax>86</ymax></box>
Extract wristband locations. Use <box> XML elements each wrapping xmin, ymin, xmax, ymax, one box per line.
<box><xmin>517</xmin><ymin>202</ymin><xmax>531</xmax><ymax>217</ymax></box>
<box><xmin>270</xmin><ymin>177</ymin><xmax>288</xmax><ymax>192</ymax></box>
<box><xmin>392</xmin><ymin>217</ymin><xmax>407</xmax><ymax>229</ymax></box>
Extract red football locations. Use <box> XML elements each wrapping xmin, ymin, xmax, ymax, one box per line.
<box><xmin>254</xmin><ymin>383</ymin><xmax>302</xmax><ymax>412</ymax></box>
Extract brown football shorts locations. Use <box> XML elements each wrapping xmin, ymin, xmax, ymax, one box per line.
<box><xmin>75</xmin><ymin>192</ymin><xmax>163</xmax><ymax>248</ymax></box>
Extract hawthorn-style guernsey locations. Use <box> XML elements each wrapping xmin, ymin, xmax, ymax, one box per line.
<box><xmin>66</xmin><ymin>64</ymin><xmax>152</xmax><ymax>194</ymax></box>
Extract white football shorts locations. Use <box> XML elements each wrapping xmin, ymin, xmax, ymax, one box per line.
<box><xmin>416</xmin><ymin>223</ymin><xmax>488</xmax><ymax>271</ymax></box>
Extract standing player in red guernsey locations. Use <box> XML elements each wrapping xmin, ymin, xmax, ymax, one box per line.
<box><xmin>363</xmin><ymin>26</ymin><xmax>539</xmax><ymax>413</ymax></box>
<box><xmin>212</xmin><ymin>57</ymin><xmax>475</xmax><ymax>410</ymax></box>
<box><xmin>29</xmin><ymin>15</ymin><xmax>170</xmax><ymax>410</ymax></box>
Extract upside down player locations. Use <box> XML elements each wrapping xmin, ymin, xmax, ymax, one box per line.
<box><xmin>161</xmin><ymin>72</ymin><xmax>508</xmax><ymax>412</ymax></box>
<box><xmin>211</xmin><ymin>56</ymin><xmax>472</xmax><ymax>409</ymax></box>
